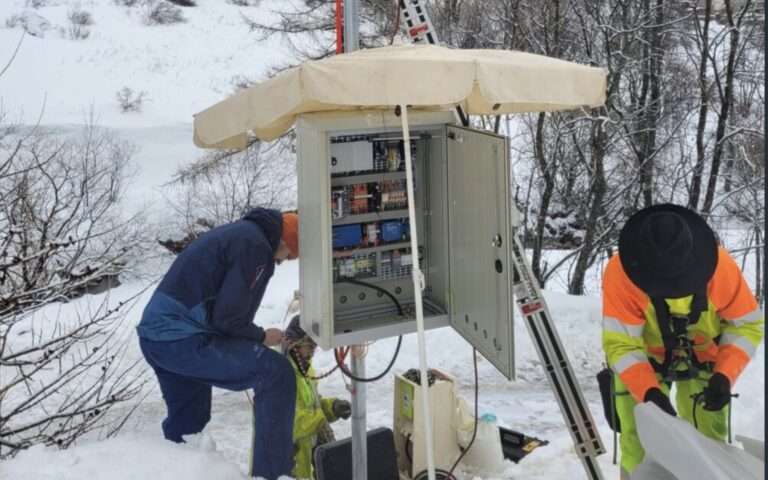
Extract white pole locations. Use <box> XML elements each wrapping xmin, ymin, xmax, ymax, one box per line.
<box><xmin>351</xmin><ymin>347</ymin><xmax>367</xmax><ymax>480</ymax></box>
<box><xmin>343</xmin><ymin>4</ymin><xmax>367</xmax><ymax>479</ymax></box>
<box><xmin>400</xmin><ymin>104</ymin><xmax>436</xmax><ymax>480</ymax></box>
<box><xmin>343</xmin><ymin>0</ymin><xmax>359</xmax><ymax>52</ymax></box>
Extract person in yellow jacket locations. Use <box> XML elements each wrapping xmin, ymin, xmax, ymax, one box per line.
<box><xmin>283</xmin><ymin>315</ymin><xmax>351</xmax><ymax>480</ymax></box>
<box><xmin>602</xmin><ymin>204</ymin><xmax>763</xmax><ymax>479</ymax></box>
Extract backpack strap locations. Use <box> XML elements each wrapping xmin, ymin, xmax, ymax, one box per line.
<box><xmin>648</xmin><ymin>289</ymin><xmax>708</xmax><ymax>380</ymax></box>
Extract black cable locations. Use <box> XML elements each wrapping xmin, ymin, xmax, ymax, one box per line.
<box><xmin>332</xmin><ymin>278</ymin><xmax>404</xmax><ymax>383</ymax></box>
<box><xmin>692</xmin><ymin>392</ymin><xmax>703</xmax><ymax>429</ymax></box>
<box><xmin>446</xmin><ymin>348</ymin><xmax>479</xmax><ymax>479</ymax></box>
<box><xmin>405</xmin><ymin>433</ymin><xmax>413</xmax><ymax>464</ymax></box>
<box><xmin>289</xmin><ymin>344</ymin><xmax>340</xmax><ymax>381</ymax></box>
<box><xmin>610</xmin><ymin>374</ymin><xmax>618</xmax><ymax>465</ymax></box>
<box><xmin>413</xmin><ymin>469</ymin><xmax>455</xmax><ymax>480</ymax></box>
<box><xmin>692</xmin><ymin>390</ymin><xmax>738</xmax><ymax>442</ymax></box>
<box><xmin>727</xmin><ymin>393</ymin><xmax>738</xmax><ymax>444</ymax></box>
<box><xmin>728</xmin><ymin>398</ymin><xmax>733</xmax><ymax>444</ymax></box>
<box><xmin>337</xmin><ymin>278</ymin><xmax>404</xmax><ymax>316</ymax></box>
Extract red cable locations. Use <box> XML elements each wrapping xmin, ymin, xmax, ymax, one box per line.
<box><xmin>334</xmin><ymin>346</ymin><xmax>351</xmax><ymax>375</ymax></box>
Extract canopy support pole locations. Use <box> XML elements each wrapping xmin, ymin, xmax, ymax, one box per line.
<box><xmin>344</xmin><ymin>5</ymin><xmax>367</xmax><ymax>480</ymax></box>
<box><xmin>351</xmin><ymin>348</ymin><xmax>367</xmax><ymax>480</ymax></box>
<box><xmin>343</xmin><ymin>0</ymin><xmax>359</xmax><ymax>53</ymax></box>
<box><xmin>400</xmin><ymin>103</ymin><xmax>437</xmax><ymax>480</ymax></box>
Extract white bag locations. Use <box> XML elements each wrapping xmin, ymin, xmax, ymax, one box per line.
<box><xmin>456</xmin><ymin>410</ymin><xmax>504</xmax><ymax>473</ymax></box>
<box><xmin>631</xmin><ymin>403</ymin><xmax>764</xmax><ymax>480</ymax></box>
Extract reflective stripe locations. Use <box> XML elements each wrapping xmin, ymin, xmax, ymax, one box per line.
<box><xmin>728</xmin><ymin>308</ymin><xmax>763</xmax><ymax>327</ymax></box>
<box><xmin>603</xmin><ymin>316</ymin><xmax>644</xmax><ymax>337</ymax></box>
<box><xmin>613</xmin><ymin>351</ymin><xmax>648</xmax><ymax>373</ymax></box>
<box><xmin>720</xmin><ymin>333</ymin><xmax>758</xmax><ymax>358</ymax></box>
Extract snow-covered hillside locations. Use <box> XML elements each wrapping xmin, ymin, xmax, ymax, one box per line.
<box><xmin>1</xmin><ymin>0</ymin><xmax>297</xmax><ymax>211</ymax></box>
<box><xmin>0</xmin><ymin>1</ymin><xmax>764</xmax><ymax>479</ymax></box>
<box><xmin>1</xmin><ymin>0</ymin><xmax>292</xmax><ymax>127</ymax></box>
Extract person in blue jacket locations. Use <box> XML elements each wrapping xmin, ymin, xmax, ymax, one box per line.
<box><xmin>137</xmin><ymin>208</ymin><xmax>300</xmax><ymax>480</ymax></box>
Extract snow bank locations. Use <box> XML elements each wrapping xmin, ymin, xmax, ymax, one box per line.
<box><xmin>0</xmin><ymin>433</ymin><xmax>294</xmax><ymax>480</ymax></box>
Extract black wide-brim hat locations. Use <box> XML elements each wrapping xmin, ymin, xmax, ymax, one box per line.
<box><xmin>619</xmin><ymin>204</ymin><xmax>718</xmax><ymax>298</ymax></box>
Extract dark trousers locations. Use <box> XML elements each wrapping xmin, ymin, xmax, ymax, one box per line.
<box><xmin>139</xmin><ymin>334</ymin><xmax>296</xmax><ymax>480</ymax></box>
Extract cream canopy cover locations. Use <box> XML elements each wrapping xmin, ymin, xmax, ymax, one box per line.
<box><xmin>193</xmin><ymin>44</ymin><xmax>607</xmax><ymax>149</ymax></box>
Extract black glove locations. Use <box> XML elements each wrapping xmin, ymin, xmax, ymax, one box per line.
<box><xmin>332</xmin><ymin>399</ymin><xmax>351</xmax><ymax>420</ymax></box>
<box><xmin>701</xmin><ymin>373</ymin><xmax>731</xmax><ymax>411</ymax></box>
<box><xmin>644</xmin><ymin>388</ymin><xmax>677</xmax><ymax>417</ymax></box>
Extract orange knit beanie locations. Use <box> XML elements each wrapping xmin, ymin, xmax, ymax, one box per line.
<box><xmin>281</xmin><ymin>212</ymin><xmax>299</xmax><ymax>259</ymax></box>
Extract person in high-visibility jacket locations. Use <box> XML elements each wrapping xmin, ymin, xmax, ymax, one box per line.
<box><xmin>602</xmin><ymin>204</ymin><xmax>763</xmax><ymax>479</ymax></box>
<box><xmin>282</xmin><ymin>315</ymin><xmax>351</xmax><ymax>480</ymax></box>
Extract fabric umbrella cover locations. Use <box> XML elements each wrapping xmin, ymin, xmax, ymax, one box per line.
<box><xmin>193</xmin><ymin>44</ymin><xmax>607</xmax><ymax>149</ymax></box>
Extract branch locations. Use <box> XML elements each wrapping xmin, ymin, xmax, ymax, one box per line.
<box><xmin>0</xmin><ymin>31</ymin><xmax>25</xmax><ymax>78</ymax></box>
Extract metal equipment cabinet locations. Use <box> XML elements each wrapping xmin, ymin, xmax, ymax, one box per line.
<box><xmin>296</xmin><ymin>110</ymin><xmax>516</xmax><ymax>379</ymax></box>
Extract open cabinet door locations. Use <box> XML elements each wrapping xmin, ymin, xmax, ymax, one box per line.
<box><xmin>446</xmin><ymin>125</ymin><xmax>515</xmax><ymax>379</ymax></box>
<box><xmin>296</xmin><ymin>117</ymin><xmax>334</xmax><ymax>349</ymax></box>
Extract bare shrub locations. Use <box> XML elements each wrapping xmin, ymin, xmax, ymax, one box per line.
<box><xmin>142</xmin><ymin>0</ymin><xmax>186</xmax><ymax>25</ymax></box>
<box><xmin>166</xmin><ymin>0</ymin><xmax>196</xmax><ymax>6</ymax></box>
<box><xmin>67</xmin><ymin>7</ymin><xmax>93</xmax><ymax>40</ymax></box>
<box><xmin>6</xmin><ymin>12</ymin><xmax>51</xmax><ymax>37</ymax></box>
<box><xmin>161</xmin><ymin>137</ymin><xmax>296</xmax><ymax>251</ymax></box>
<box><xmin>228</xmin><ymin>0</ymin><xmax>260</xmax><ymax>6</ymax></box>
<box><xmin>113</xmin><ymin>0</ymin><xmax>141</xmax><ymax>6</ymax></box>
<box><xmin>5</xmin><ymin>14</ymin><xmax>24</xmax><ymax>28</ymax></box>
<box><xmin>0</xmin><ymin>120</ymin><xmax>148</xmax><ymax>457</ymax></box>
<box><xmin>115</xmin><ymin>87</ymin><xmax>148</xmax><ymax>113</ymax></box>
<box><xmin>25</xmin><ymin>0</ymin><xmax>48</xmax><ymax>8</ymax></box>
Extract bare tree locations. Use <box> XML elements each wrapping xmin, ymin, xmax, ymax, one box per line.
<box><xmin>240</xmin><ymin>0</ymin><xmax>398</xmax><ymax>64</ymax></box>
<box><xmin>688</xmin><ymin>0</ymin><xmax>759</xmax><ymax>214</ymax></box>
<box><xmin>689</xmin><ymin>0</ymin><xmax>716</xmax><ymax>210</ymax></box>
<box><xmin>0</xmin><ymin>118</ymin><xmax>148</xmax><ymax>457</ymax></box>
<box><xmin>701</xmin><ymin>0</ymin><xmax>756</xmax><ymax>215</ymax></box>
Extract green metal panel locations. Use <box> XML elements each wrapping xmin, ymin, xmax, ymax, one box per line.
<box><xmin>446</xmin><ymin>125</ymin><xmax>515</xmax><ymax>379</ymax></box>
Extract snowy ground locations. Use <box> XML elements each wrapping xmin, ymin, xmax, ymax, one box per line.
<box><xmin>2</xmin><ymin>259</ymin><xmax>764</xmax><ymax>479</ymax></box>
<box><xmin>1</xmin><ymin>0</ymin><xmax>764</xmax><ymax>478</ymax></box>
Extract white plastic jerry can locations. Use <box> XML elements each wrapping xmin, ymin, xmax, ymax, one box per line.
<box><xmin>459</xmin><ymin>412</ymin><xmax>505</xmax><ymax>473</ymax></box>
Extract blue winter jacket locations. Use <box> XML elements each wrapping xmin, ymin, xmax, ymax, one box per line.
<box><xmin>137</xmin><ymin>208</ymin><xmax>282</xmax><ymax>343</ymax></box>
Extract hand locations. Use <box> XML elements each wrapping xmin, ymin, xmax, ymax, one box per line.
<box><xmin>644</xmin><ymin>388</ymin><xmax>677</xmax><ymax>417</ymax></box>
<box><xmin>263</xmin><ymin>328</ymin><xmax>284</xmax><ymax>347</ymax></box>
<box><xmin>332</xmin><ymin>399</ymin><xmax>352</xmax><ymax>420</ymax></box>
<box><xmin>701</xmin><ymin>373</ymin><xmax>731</xmax><ymax>411</ymax></box>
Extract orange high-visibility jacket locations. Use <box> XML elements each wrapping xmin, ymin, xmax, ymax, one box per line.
<box><xmin>602</xmin><ymin>246</ymin><xmax>764</xmax><ymax>402</ymax></box>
